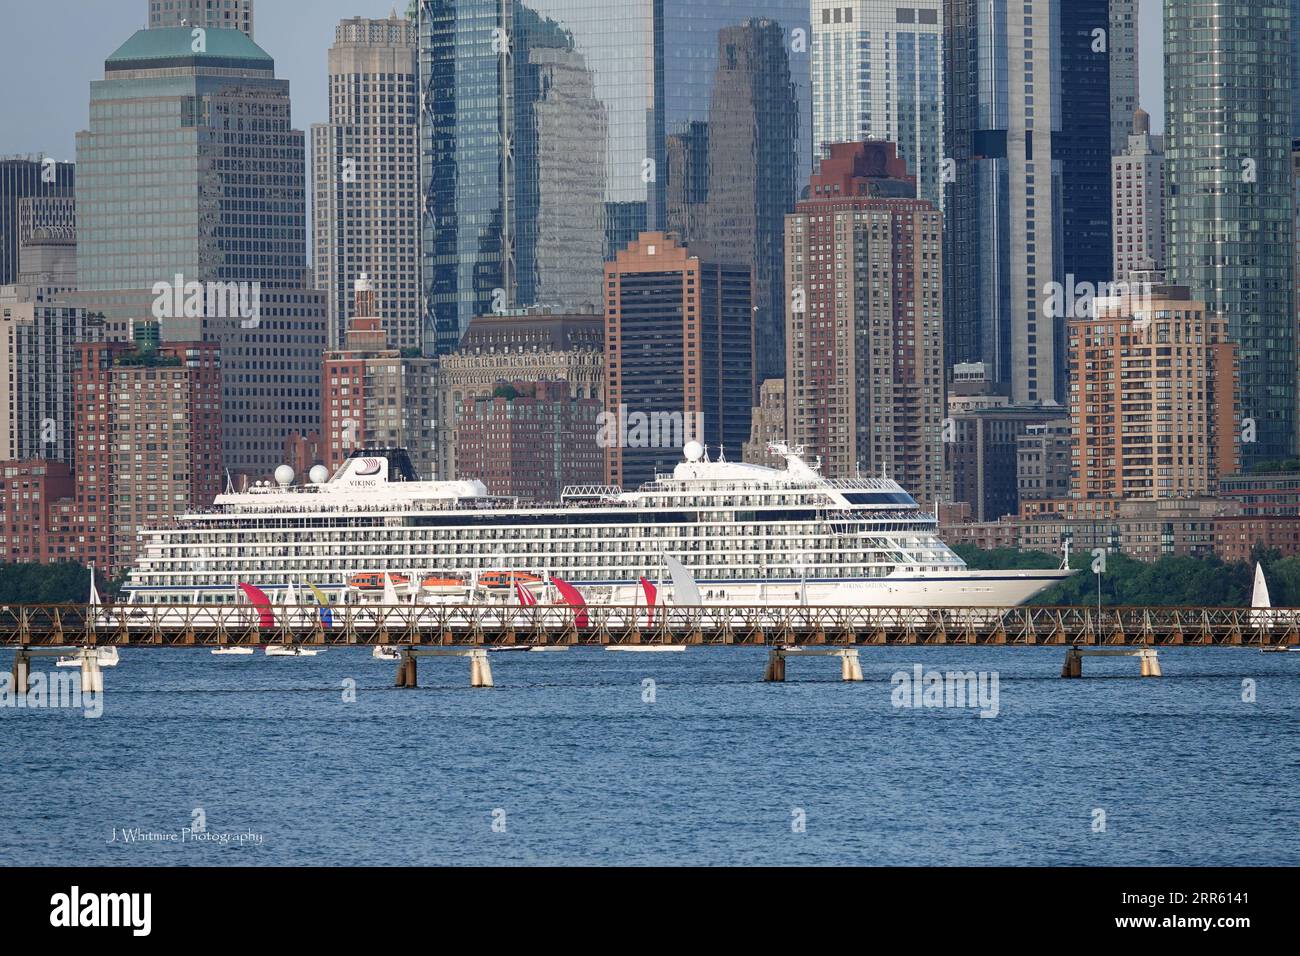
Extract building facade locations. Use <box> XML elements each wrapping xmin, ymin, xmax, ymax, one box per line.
<box><xmin>1165</xmin><ymin>0</ymin><xmax>1295</xmax><ymax>462</ymax></box>
<box><xmin>605</xmin><ymin>232</ymin><xmax>753</xmax><ymax>489</ymax></box>
<box><xmin>436</xmin><ymin>307</ymin><xmax>604</xmax><ymax>481</ymax></box>
<box><xmin>311</xmin><ymin>15</ymin><xmax>420</xmax><ymax>351</ymax></box>
<box><xmin>0</xmin><ymin>157</ymin><xmax>74</xmax><ymax>288</ymax></box>
<box><xmin>147</xmin><ymin>0</ymin><xmax>253</xmax><ymax>36</ymax></box>
<box><xmin>811</xmin><ymin>1</ymin><xmax>943</xmax><ymax>206</ymax></box>
<box><xmin>742</xmin><ymin>377</ymin><xmax>786</xmax><ymax>467</ymax></box>
<box><xmin>321</xmin><ymin>277</ymin><xmax>437</xmax><ymax>479</ymax></box>
<box><xmin>1069</xmin><ymin>285</ymin><xmax>1240</xmax><ymax>502</ymax></box>
<box><xmin>74</xmin><ymin>27</ymin><xmax>325</xmax><ymax>479</ymax></box>
<box><xmin>455</xmin><ymin>380</ymin><xmax>602</xmax><ymax>501</ymax></box>
<box><xmin>784</xmin><ymin>142</ymin><xmax>944</xmax><ymax>502</ymax></box>
<box><xmin>1112</xmin><ymin>108</ymin><xmax>1165</xmax><ymax>282</ymax></box>
<box><xmin>73</xmin><ymin>337</ymin><xmax>223</xmax><ymax>574</ymax></box>
<box><xmin>0</xmin><ymin>460</ymin><xmax>76</xmax><ymax>565</ymax></box>
<box><xmin>1109</xmin><ymin>0</ymin><xmax>1140</xmax><ymax>156</ymax></box>
<box><xmin>416</xmin><ymin>0</ymin><xmax>811</xmax><ymax>356</ymax></box>
<box><xmin>944</xmin><ymin>0</ymin><xmax>1113</xmax><ymax>407</ymax></box>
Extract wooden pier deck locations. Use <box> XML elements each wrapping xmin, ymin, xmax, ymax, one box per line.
<box><xmin>0</xmin><ymin>603</ymin><xmax>1295</xmax><ymax>650</ymax></box>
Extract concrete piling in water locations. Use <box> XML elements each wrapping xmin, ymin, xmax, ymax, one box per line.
<box><xmin>1062</xmin><ymin>646</ymin><xmax>1161</xmax><ymax>678</ymax></box>
<box><xmin>79</xmin><ymin>650</ymin><xmax>104</xmax><ymax>694</ymax></box>
<box><xmin>469</xmin><ymin>649</ymin><xmax>493</xmax><ymax>688</ymax></box>
<box><xmin>765</xmin><ymin>646</ymin><xmax>862</xmax><ymax>683</ymax></box>
<box><xmin>10</xmin><ymin>650</ymin><xmax>29</xmax><ymax>694</ymax></box>
<box><xmin>396</xmin><ymin>648</ymin><xmax>493</xmax><ymax>688</ymax></box>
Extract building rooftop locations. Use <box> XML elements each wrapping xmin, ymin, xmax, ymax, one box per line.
<box><xmin>105</xmin><ymin>27</ymin><xmax>273</xmax><ymax>70</ymax></box>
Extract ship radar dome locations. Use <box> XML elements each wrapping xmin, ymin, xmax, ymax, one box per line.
<box><xmin>274</xmin><ymin>464</ymin><xmax>295</xmax><ymax>487</ymax></box>
<box><xmin>309</xmin><ymin>464</ymin><xmax>330</xmax><ymax>485</ymax></box>
<box><xmin>683</xmin><ymin>440</ymin><xmax>704</xmax><ymax>462</ymax></box>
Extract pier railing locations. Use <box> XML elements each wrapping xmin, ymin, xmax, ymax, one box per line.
<box><xmin>0</xmin><ymin>603</ymin><xmax>1295</xmax><ymax>649</ymax></box>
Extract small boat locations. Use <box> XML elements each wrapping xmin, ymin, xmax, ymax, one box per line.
<box><xmin>1261</xmin><ymin>645</ymin><xmax>1292</xmax><ymax>653</ymax></box>
<box><xmin>265</xmin><ymin>646</ymin><xmax>324</xmax><ymax>657</ymax></box>
<box><xmin>212</xmin><ymin>647</ymin><xmax>255</xmax><ymax>656</ymax></box>
<box><xmin>420</xmin><ymin>574</ymin><xmax>467</xmax><ymax>594</ymax></box>
<box><xmin>56</xmin><ymin>646</ymin><xmax>120</xmax><ymax>667</ymax></box>
<box><xmin>488</xmin><ymin>645</ymin><xmax>531</xmax><ymax>653</ymax></box>
<box><xmin>372</xmin><ymin>646</ymin><xmax>401</xmax><ymax>661</ymax></box>
<box><xmin>528</xmin><ymin>646</ymin><xmax>569</xmax><ymax>653</ymax></box>
<box><xmin>349</xmin><ymin>571</ymin><xmax>410</xmax><ymax>591</ymax></box>
<box><xmin>479</xmin><ymin>570</ymin><xmax>543</xmax><ymax>591</ymax></box>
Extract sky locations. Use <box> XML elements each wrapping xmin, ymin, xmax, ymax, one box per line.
<box><xmin>0</xmin><ymin>0</ymin><xmax>1166</xmax><ymax>163</ymax></box>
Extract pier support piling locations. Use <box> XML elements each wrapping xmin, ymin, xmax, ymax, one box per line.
<box><xmin>10</xmin><ymin>650</ymin><xmax>28</xmax><ymax>694</ymax></box>
<box><xmin>79</xmin><ymin>649</ymin><xmax>103</xmax><ymax>694</ymax></box>
<box><xmin>1062</xmin><ymin>646</ymin><xmax>1161</xmax><ymax>678</ymax></box>
<box><xmin>396</xmin><ymin>648</ymin><xmax>493</xmax><ymax>688</ymax></box>
<box><xmin>764</xmin><ymin>646</ymin><xmax>863</xmax><ymax>683</ymax></box>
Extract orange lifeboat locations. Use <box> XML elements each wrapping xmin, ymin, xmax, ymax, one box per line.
<box><xmin>348</xmin><ymin>572</ymin><xmax>410</xmax><ymax>591</ymax></box>
<box><xmin>420</xmin><ymin>574</ymin><xmax>466</xmax><ymax>593</ymax></box>
<box><xmin>479</xmin><ymin>570</ymin><xmax>543</xmax><ymax>590</ymax></box>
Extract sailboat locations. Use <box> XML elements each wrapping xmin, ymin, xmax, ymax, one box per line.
<box><xmin>265</xmin><ymin>581</ymin><xmax>325</xmax><ymax>656</ymax></box>
<box><xmin>59</xmin><ymin>565</ymin><xmax>120</xmax><ymax>667</ymax></box>
<box><xmin>1254</xmin><ymin>563</ymin><xmax>1291</xmax><ymax>651</ymax></box>
<box><xmin>372</xmin><ymin>645</ymin><xmax>402</xmax><ymax>661</ymax></box>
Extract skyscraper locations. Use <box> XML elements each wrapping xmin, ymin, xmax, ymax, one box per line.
<box><xmin>417</xmin><ymin>0</ymin><xmax>810</xmax><ymax>356</ymax></box>
<box><xmin>74</xmin><ymin>27</ymin><xmax>325</xmax><ymax>478</ymax></box>
<box><xmin>943</xmin><ymin>0</ymin><xmax>1111</xmax><ymax>407</ymax></box>
<box><xmin>1109</xmin><ymin>0</ymin><xmax>1139</xmax><ymax>156</ymax></box>
<box><xmin>1165</xmin><ymin>0</ymin><xmax>1295</xmax><ymax>461</ymax></box>
<box><xmin>148</xmin><ymin>0</ymin><xmax>253</xmax><ymax>37</ymax></box>
<box><xmin>668</xmin><ymin>18</ymin><xmax>800</xmax><ymax>385</ymax></box>
<box><xmin>604</xmin><ymin>232</ymin><xmax>753</xmax><ymax>489</ymax></box>
<box><xmin>784</xmin><ymin>141</ymin><xmax>945</xmax><ymax>503</ymax></box>
<box><xmin>312</xmin><ymin>15</ymin><xmax>420</xmax><ymax>350</ymax></box>
<box><xmin>1112</xmin><ymin>109</ymin><xmax>1165</xmax><ymax>283</ymax></box>
<box><xmin>0</xmin><ymin>157</ymin><xmax>74</xmax><ymax>287</ymax></box>
<box><xmin>811</xmin><ymin>1</ymin><xmax>944</xmax><ymax>206</ymax></box>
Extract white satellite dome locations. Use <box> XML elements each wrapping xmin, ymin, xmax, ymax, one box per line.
<box><xmin>274</xmin><ymin>464</ymin><xmax>295</xmax><ymax>486</ymax></box>
<box><xmin>683</xmin><ymin>440</ymin><xmax>704</xmax><ymax>462</ymax></box>
<box><xmin>309</xmin><ymin>464</ymin><xmax>330</xmax><ymax>485</ymax></box>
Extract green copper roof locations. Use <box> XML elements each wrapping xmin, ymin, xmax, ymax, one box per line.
<box><xmin>105</xmin><ymin>27</ymin><xmax>272</xmax><ymax>66</ymax></box>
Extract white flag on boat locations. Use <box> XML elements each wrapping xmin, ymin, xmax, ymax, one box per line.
<box><xmin>665</xmin><ymin>554</ymin><xmax>701</xmax><ymax>606</ymax></box>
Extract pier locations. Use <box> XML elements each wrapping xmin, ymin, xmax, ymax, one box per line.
<box><xmin>1</xmin><ymin>603</ymin><xmax>1296</xmax><ymax>687</ymax></box>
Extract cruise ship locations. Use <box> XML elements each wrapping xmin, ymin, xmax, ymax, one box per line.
<box><xmin>121</xmin><ymin>442</ymin><xmax>1071</xmax><ymax>614</ymax></box>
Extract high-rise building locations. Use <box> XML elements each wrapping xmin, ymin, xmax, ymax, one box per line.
<box><xmin>1069</xmin><ymin>285</ymin><xmax>1239</xmax><ymax>505</ymax></box>
<box><xmin>1165</xmin><ymin>1</ymin><xmax>1295</xmax><ymax>462</ymax></box>
<box><xmin>74</xmin><ymin>334</ymin><xmax>223</xmax><ymax>574</ymax></box>
<box><xmin>811</xmin><ymin>1</ymin><xmax>944</xmax><ymax>206</ymax></box>
<box><xmin>312</xmin><ymin>15</ymin><xmax>420</xmax><ymax>351</ymax></box>
<box><xmin>943</xmin><ymin>0</ymin><xmax>1112</xmax><ymax>407</ymax></box>
<box><xmin>1112</xmin><ymin>109</ymin><xmax>1165</xmax><ymax>283</ymax></box>
<box><xmin>943</xmin><ymin>362</ymin><xmax>1068</xmax><ymax>521</ymax></box>
<box><xmin>435</xmin><ymin>307</ymin><xmax>605</xmax><ymax>481</ymax></box>
<box><xmin>0</xmin><ymin>157</ymin><xmax>74</xmax><ymax>287</ymax></box>
<box><xmin>148</xmin><ymin>0</ymin><xmax>253</xmax><ymax>37</ymax></box>
<box><xmin>321</xmin><ymin>276</ymin><xmax>438</xmax><ymax>479</ymax></box>
<box><xmin>742</xmin><ymin>377</ymin><xmax>786</xmax><ymax>467</ymax></box>
<box><xmin>784</xmin><ymin>142</ymin><xmax>944</xmax><ymax>503</ymax></box>
<box><xmin>416</xmin><ymin>0</ymin><xmax>811</xmax><ymax>356</ymax></box>
<box><xmin>1109</xmin><ymin>0</ymin><xmax>1139</xmax><ymax>156</ymax></box>
<box><xmin>74</xmin><ymin>27</ymin><xmax>325</xmax><ymax>479</ymax></box>
<box><xmin>0</xmin><ymin>460</ymin><xmax>77</xmax><ymax>565</ymax></box>
<box><xmin>455</xmin><ymin>380</ymin><xmax>602</xmax><ymax>500</ymax></box>
<box><xmin>604</xmin><ymin>232</ymin><xmax>753</xmax><ymax>489</ymax></box>
<box><xmin>0</xmin><ymin>199</ymin><xmax>100</xmax><ymax>466</ymax></box>
<box><xmin>667</xmin><ymin>19</ymin><xmax>800</xmax><ymax>385</ymax></box>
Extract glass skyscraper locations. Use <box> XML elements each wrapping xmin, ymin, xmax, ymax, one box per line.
<box><xmin>1165</xmin><ymin>1</ymin><xmax>1295</xmax><ymax>462</ymax></box>
<box><xmin>810</xmin><ymin>0</ymin><xmax>944</xmax><ymax>208</ymax></box>
<box><xmin>943</xmin><ymin>0</ymin><xmax>1112</xmax><ymax>407</ymax></box>
<box><xmin>75</xmin><ymin>26</ymin><xmax>326</xmax><ymax>476</ymax></box>
<box><xmin>418</xmin><ymin>0</ymin><xmax>810</xmax><ymax>359</ymax></box>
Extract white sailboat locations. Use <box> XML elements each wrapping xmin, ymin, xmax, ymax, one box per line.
<box><xmin>1254</xmin><ymin>563</ymin><xmax>1293</xmax><ymax>651</ymax></box>
<box><xmin>664</xmin><ymin>554</ymin><xmax>702</xmax><ymax>606</ymax></box>
<box><xmin>372</xmin><ymin>646</ymin><xmax>401</xmax><ymax>661</ymax></box>
<box><xmin>211</xmin><ymin>646</ymin><xmax>255</xmax><ymax>656</ymax></box>
<box><xmin>60</xmin><ymin>565</ymin><xmax>120</xmax><ymax>667</ymax></box>
<box><xmin>265</xmin><ymin>581</ymin><xmax>325</xmax><ymax>655</ymax></box>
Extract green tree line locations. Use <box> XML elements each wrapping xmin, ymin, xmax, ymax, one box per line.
<box><xmin>954</xmin><ymin>544</ymin><xmax>1296</xmax><ymax>607</ymax></box>
<box><xmin>0</xmin><ymin>562</ymin><xmax>124</xmax><ymax>604</ymax></box>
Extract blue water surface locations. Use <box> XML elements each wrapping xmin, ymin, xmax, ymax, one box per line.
<box><xmin>1</xmin><ymin>646</ymin><xmax>1296</xmax><ymax>866</ymax></box>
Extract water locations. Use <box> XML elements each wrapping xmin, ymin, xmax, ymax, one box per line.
<box><xmin>1</xmin><ymin>646</ymin><xmax>1296</xmax><ymax>866</ymax></box>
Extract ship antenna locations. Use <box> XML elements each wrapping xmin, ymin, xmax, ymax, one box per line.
<box><xmin>224</xmin><ymin>468</ymin><xmax>234</xmax><ymax>494</ymax></box>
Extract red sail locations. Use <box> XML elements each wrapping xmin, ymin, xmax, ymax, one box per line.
<box><xmin>516</xmin><ymin>582</ymin><xmax>537</xmax><ymax>607</ymax></box>
<box><xmin>550</xmin><ymin>576</ymin><xmax>588</xmax><ymax>628</ymax></box>
<box><xmin>639</xmin><ymin>577</ymin><xmax>657</xmax><ymax>627</ymax></box>
<box><xmin>238</xmin><ymin>582</ymin><xmax>274</xmax><ymax>629</ymax></box>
